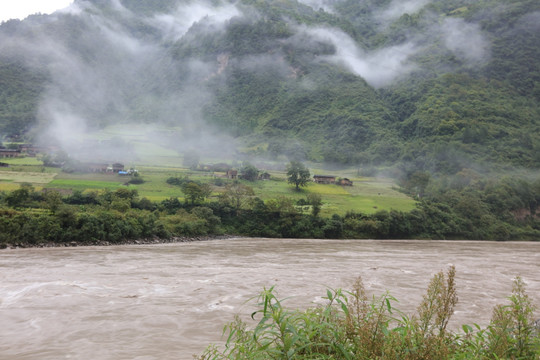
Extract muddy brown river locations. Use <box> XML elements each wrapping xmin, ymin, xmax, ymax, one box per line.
<box><xmin>1</xmin><ymin>238</ymin><xmax>539</xmax><ymax>359</ymax></box>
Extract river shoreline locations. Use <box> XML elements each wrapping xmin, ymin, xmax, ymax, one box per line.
<box><xmin>0</xmin><ymin>234</ymin><xmax>239</xmax><ymax>250</ymax></box>
<box><xmin>1</xmin><ymin>237</ymin><xmax>534</xmax><ymax>250</ymax></box>
<box><xmin>2</xmin><ymin>238</ymin><xmax>539</xmax><ymax>360</ymax></box>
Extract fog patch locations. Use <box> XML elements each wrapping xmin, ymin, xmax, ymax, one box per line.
<box><xmin>515</xmin><ymin>11</ymin><xmax>540</xmax><ymax>31</ymax></box>
<box><xmin>94</xmin><ymin>16</ymin><xmax>155</xmax><ymax>55</ymax></box>
<box><xmin>39</xmin><ymin>101</ymin><xmax>88</xmax><ymax>150</ymax></box>
<box><xmin>56</xmin><ymin>1</ymin><xmax>85</xmax><ymax>17</ymax></box>
<box><xmin>296</xmin><ymin>0</ymin><xmax>335</xmax><ymax>13</ymax></box>
<box><xmin>110</xmin><ymin>0</ymin><xmax>128</xmax><ymax>12</ymax></box>
<box><xmin>0</xmin><ymin>0</ymin><xmax>240</xmax><ymax>162</ymax></box>
<box><xmin>441</xmin><ymin>18</ymin><xmax>490</xmax><ymax>63</ymax></box>
<box><xmin>149</xmin><ymin>2</ymin><xmax>240</xmax><ymax>42</ymax></box>
<box><xmin>234</xmin><ymin>53</ymin><xmax>293</xmax><ymax>77</ymax></box>
<box><xmin>301</xmin><ymin>26</ymin><xmax>418</xmax><ymax>88</ymax></box>
<box><xmin>377</xmin><ymin>0</ymin><xmax>430</xmax><ymax>22</ymax></box>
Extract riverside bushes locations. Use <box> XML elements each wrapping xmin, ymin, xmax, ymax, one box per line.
<box><xmin>0</xmin><ymin>187</ymin><xmax>222</xmax><ymax>246</ymax></box>
<box><xmin>0</xmin><ymin>176</ymin><xmax>539</xmax><ymax>247</ymax></box>
<box><xmin>198</xmin><ymin>268</ymin><xmax>540</xmax><ymax>359</ymax></box>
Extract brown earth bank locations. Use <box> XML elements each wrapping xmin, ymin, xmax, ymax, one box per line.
<box><xmin>0</xmin><ymin>235</ymin><xmax>239</xmax><ymax>250</ymax></box>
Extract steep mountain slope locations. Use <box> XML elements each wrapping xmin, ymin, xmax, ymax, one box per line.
<box><xmin>0</xmin><ymin>0</ymin><xmax>538</xmax><ymax>174</ymax></box>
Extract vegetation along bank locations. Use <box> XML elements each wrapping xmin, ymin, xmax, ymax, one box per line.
<box><xmin>0</xmin><ymin>157</ymin><xmax>538</xmax><ymax>248</ymax></box>
<box><xmin>198</xmin><ymin>268</ymin><xmax>540</xmax><ymax>359</ymax></box>
<box><xmin>1</xmin><ymin>0</ymin><xmax>540</xmax><ymax>245</ymax></box>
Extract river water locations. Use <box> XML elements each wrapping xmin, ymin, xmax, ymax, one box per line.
<box><xmin>1</xmin><ymin>238</ymin><xmax>539</xmax><ymax>359</ymax></box>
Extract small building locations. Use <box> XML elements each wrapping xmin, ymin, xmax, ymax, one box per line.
<box><xmin>259</xmin><ymin>172</ymin><xmax>271</xmax><ymax>180</ymax></box>
<box><xmin>0</xmin><ymin>162</ymin><xmax>9</xmax><ymax>167</ymax></box>
<box><xmin>111</xmin><ymin>163</ymin><xmax>125</xmax><ymax>173</ymax></box>
<box><xmin>85</xmin><ymin>163</ymin><xmax>109</xmax><ymax>173</ymax></box>
<box><xmin>0</xmin><ymin>149</ymin><xmax>21</xmax><ymax>158</ymax></box>
<box><xmin>118</xmin><ymin>168</ymin><xmax>138</xmax><ymax>176</ymax></box>
<box><xmin>313</xmin><ymin>175</ymin><xmax>336</xmax><ymax>184</ymax></box>
<box><xmin>337</xmin><ymin>178</ymin><xmax>353</xmax><ymax>186</ymax></box>
<box><xmin>226</xmin><ymin>170</ymin><xmax>238</xmax><ymax>179</ymax></box>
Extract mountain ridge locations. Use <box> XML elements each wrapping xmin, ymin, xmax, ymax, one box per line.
<box><xmin>0</xmin><ymin>0</ymin><xmax>538</xmax><ymax>174</ymax></box>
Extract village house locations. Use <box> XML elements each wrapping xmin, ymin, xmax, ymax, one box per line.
<box><xmin>226</xmin><ymin>170</ymin><xmax>238</xmax><ymax>179</ymax></box>
<box><xmin>0</xmin><ymin>149</ymin><xmax>21</xmax><ymax>158</ymax></box>
<box><xmin>313</xmin><ymin>174</ymin><xmax>336</xmax><ymax>184</ymax></box>
<box><xmin>337</xmin><ymin>178</ymin><xmax>353</xmax><ymax>186</ymax></box>
<box><xmin>118</xmin><ymin>168</ymin><xmax>138</xmax><ymax>176</ymax></box>
<box><xmin>16</xmin><ymin>144</ymin><xmax>55</xmax><ymax>157</ymax></box>
<box><xmin>111</xmin><ymin>163</ymin><xmax>125</xmax><ymax>173</ymax></box>
<box><xmin>84</xmin><ymin>163</ymin><xmax>109</xmax><ymax>173</ymax></box>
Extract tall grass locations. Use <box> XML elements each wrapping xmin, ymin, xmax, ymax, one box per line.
<box><xmin>198</xmin><ymin>267</ymin><xmax>539</xmax><ymax>359</ymax></box>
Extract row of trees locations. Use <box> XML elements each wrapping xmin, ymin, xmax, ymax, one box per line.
<box><xmin>1</xmin><ymin>170</ymin><xmax>539</xmax><ymax>247</ymax></box>
<box><xmin>168</xmin><ymin>160</ymin><xmax>311</xmax><ymax>195</ymax></box>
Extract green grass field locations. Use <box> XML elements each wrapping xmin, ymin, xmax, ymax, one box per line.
<box><xmin>0</xmin><ymin>183</ymin><xmax>23</xmax><ymax>192</ymax></box>
<box><xmin>0</xmin><ymin>143</ymin><xmax>416</xmax><ymax>215</ymax></box>
<box><xmin>124</xmin><ymin>165</ymin><xmax>213</xmax><ymax>201</ymax></box>
<box><xmin>47</xmin><ymin>179</ymin><xmax>125</xmax><ymax>191</ymax></box>
<box><xmin>0</xmin><ymin>157</ymin><xmax>44</xmax><ymax>165</ymax></box>
<box><xmin>0</xmin><ymin>170</ymin><xmax>57</xmax><ymax>184</ymax></box>
<box><xmin>257</xmin><ymin>181</ymin><xmax>414</xmax><ymax>215</ymax></box>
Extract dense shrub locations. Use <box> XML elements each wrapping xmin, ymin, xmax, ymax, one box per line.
<box><xmin>0</xmin><ymin>174</ymin><xmax>539</xmax><ymax>247</ymax></box>
<box><xmin>198</xmin><ymin>269</ymin><xmax>540</xmax><ymax>359</ymax></box>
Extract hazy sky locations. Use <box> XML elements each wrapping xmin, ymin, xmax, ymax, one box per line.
<box><xmin>0</xmin><ymin>1</ymin><xmax>73</xmax><ymax>23</ymax></box>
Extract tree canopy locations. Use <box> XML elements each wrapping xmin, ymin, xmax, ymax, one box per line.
<box><xmin>0</xmin><ymin>0</ymin><xmax>539</xmax><ymax>174</ymax></box>
<box><xmin>287</xmin><ymin>161</ymin><xmax>311</xmax><ymax>191</ymax></box>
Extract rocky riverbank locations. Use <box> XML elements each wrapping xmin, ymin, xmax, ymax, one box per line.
<box><xmin>0</xmin><ymin>235</ymin><xmax>239</xmax><ymax>249</ymax></box>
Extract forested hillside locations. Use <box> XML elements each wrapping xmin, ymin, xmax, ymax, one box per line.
<box><xmin>0</xmin><ymin>0</ymin><xmax>539</xmax><ymax>241</ymax></box>
<box><xmin>1</xmin><ymin>0</ymin><xmax>539</xmax><ymax>171</ymax></box>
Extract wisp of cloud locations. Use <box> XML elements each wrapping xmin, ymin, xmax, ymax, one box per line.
<box><xmin>301</xmin><ymin>26</ymin><xmax>417</xmax><ymax>88</ymax></box>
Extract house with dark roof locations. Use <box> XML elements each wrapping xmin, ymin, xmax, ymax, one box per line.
<box><xmin>337</xmin><ymin>178</ymin><xmax>353</xmax><ymax>186</ymax></box>
<box><xmin>226</xmin><ymin>170</ymin><xmax>238</xmax><ymax>179</ymax></box>
<box><xmin>0</xmin><ymin>149</ymin><xmax>21</xmax><ymax>158</ymax></box>
<box><xmin>112</xmin><ymin>163</ymin><xmax>125</xmax><ymax>173</ymax></box>
<box><xmin>313</xmin><ymin>175</ymin><xmax>336</xmax><ymax>184</ymax></box>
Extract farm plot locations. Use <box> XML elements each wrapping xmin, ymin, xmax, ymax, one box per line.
<box><xmin>248</xmin><ymin>176</ymin><xmax>416</xmax><ymax>216</ymax></box>
<box><xmin>45</xmin><ymin>179</ymin><xmax>125</xmax><ymax>192</ymax></box>
<box><xmin>0</xmin><ymin>171</ymin><xmax>57</xmax><ymax>185</ymax></box>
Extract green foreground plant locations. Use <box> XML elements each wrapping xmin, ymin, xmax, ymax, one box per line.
<box><xmin>198</xmin><ymin>268</ymin><xmax>539</xmax><ymax>359</ymax></box>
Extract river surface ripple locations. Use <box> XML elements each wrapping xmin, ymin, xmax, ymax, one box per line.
<box><xmin>1</xmin><ymin>238</ymin><xmax>539</xmax><ymax>359</ymax></box>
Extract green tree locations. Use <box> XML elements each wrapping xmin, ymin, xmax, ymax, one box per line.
<box><xmin>266</xmin><ymin>196</ymin><xmax>297</xmax><ymax>216</ymax></box>
<box><xmin>219</xmin><ymin>183</ymin><xmax>255</xmax><ymax>211</ymax></box>
<box><xmin>403</xmin><ymin>171</ymin><xmax>430</xmax><ymax>198</ymax></box>
<box><xmin>43</xmin><ymin>190</ymin><xmax>63</xmax><ymax>213</ymax></box>
<box><xmin>240</xmin><ymin>162</ymin><xmax>259</xmax><ymax>181</ymax></box>
<box><xmin>182</xmin><ymin>182</ymin><xmax>212</xmax><ymax>205</ymax></box>
<box><xmin>5</xmin><ymin>183</ymin><xmax>33</xmax><ymax>208</ymax></box>
<box><xmin>113</xmin><ymin>188</ymin><xmax>138</xmax><ymax>201</ymax></box>
<box><xmin>191</xmin><ymin>206</ymin><xmax>222</xmax><ymax>233</ymax></box>
<box><xmin>286</xmin><ymin>161</ymin><xmax>310</xmax><ymax>191</ymax></box>
<box><xmin>307</xmin><ymin>193</ymin><xmax>322</xmax><ymax>217</ymax></box>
